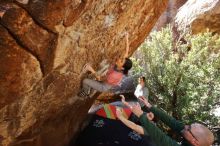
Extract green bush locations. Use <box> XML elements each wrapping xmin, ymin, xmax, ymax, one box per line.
<box><xmin>132</xmin><ymin>26</ymin><xmax>220</xmax><ymax>128</ymax></box>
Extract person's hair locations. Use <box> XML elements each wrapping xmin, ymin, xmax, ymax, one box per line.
<box><xmin>140</xmin><ymin>76</ymin><xmax>146</xmax><ymax>82</ymax></box>
<box><xmin>122</xmin><ymin>58</ymin><xmax>132</xmax><ymax>75</ymax></box>
<box><xmin>193</xmin><ymin>123</ymin><xmax>214</xmax><ymax>146</ymax></box>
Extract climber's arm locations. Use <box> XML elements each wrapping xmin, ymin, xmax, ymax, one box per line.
<box><xmin>124</xmin><ymin>32</ymin><xmax>129</xmax><ymax>58</ymax></box>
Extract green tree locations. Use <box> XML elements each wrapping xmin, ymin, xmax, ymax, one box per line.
<box><xmin>133</xmin><ymin>26</ymin><xmax>220</xmax><ymax>128</ymax></box>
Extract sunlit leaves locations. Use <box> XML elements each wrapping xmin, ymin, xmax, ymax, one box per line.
<box><xmin>133</xmin><ymin>26</ymin><xmax>220</xmax><ymax>127</ymax></box>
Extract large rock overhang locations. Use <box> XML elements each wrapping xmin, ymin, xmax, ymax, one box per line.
<box><xmin>0</xmin><ymin>0</ymin><xmax>168</xmax><ymax>146</ymax></box>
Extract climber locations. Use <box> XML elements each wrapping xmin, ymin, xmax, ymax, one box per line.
<box><xmin>120</xmin><ymin>95</ymin><xmax>214</xmax><ymax>146</ymax></box>
<box><xmin>110</xmin><ymin>74</ymin><xmax>135</xmax><ymax>95</ymax></box>
<box><xmin>78</xmin><ymin>32</ymin><xmax>133</xmax><ymax>97</ymax></box>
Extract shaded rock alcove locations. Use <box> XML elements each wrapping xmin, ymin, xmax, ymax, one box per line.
<box><xmin>0</xmin><ymin>0</ymin><xmax>168</xmax><ymax>146</ymax></box>
<box><xmin>154</xmin><ymin>0</ymin><xmax>187</xmax><ymax>30</ymax></box>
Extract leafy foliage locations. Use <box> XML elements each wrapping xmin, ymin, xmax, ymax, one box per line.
<box><xmin>132</xmin><ymin>26</ymin><xmax>220</xmax><ymax>128</ymax></box>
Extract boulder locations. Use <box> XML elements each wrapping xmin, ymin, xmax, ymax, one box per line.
<box><xmin>175</xmin><ymin>0</ymin><xmax>220</xmax><ymax>34</ymax></box>
<box><xmin>0</xmin><ymin>0</ymin><xmax>168</xmax><ymax>146</ymax></box>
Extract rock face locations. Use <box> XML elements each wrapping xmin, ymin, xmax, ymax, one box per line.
<box><xmin>175</xmin><ymin>0</ymin><xmax>220</xmax><ymax>34</ymax></box>
<box><xmin>154</xmin><ymin>0</ymin><xmax>187</xmax><ymax>30</ymax></box>
<box><xmin>0</xmin><ymin>0</ymin><xmax>168</xmax><ymax>146</ymax></box>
